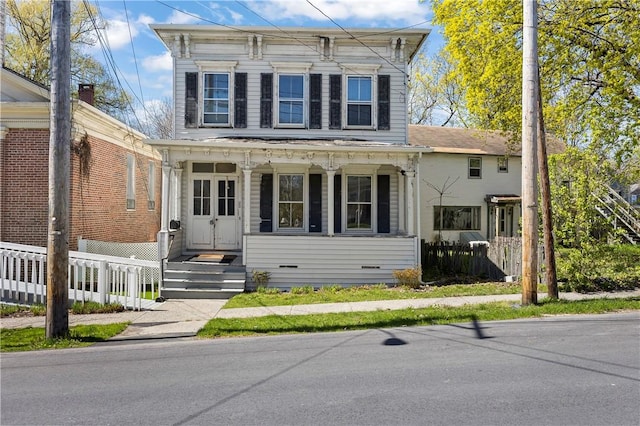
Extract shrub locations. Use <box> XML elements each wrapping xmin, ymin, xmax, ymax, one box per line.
<box><xmin>252</xmin><ymin>270</ymin><xmax>271</xmax><ymax>288</ymax></box>
<box><xmin>393</xmin><ymin>267</ymin><xmax>422</xmax><ymax>289</ymax></box>
<box><xmin>319</xmin><ymin>284</ymin><xmax>343</xmax><ymax>293</ymax></box>
<box><xmin>71</xmin><ymin>301</ymin><xmax>124</xmax><ymax>314</ymax></box>
<box><xmin>256</xmin><ymin>287</ymin><xmax>281</xmax><ymax>295</ymax></box>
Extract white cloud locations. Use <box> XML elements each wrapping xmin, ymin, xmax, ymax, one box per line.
<box><xmin>165</xmin><ymin>9</ymin><xmax>202</xmax><ymax>24</ymax></box>
<box><xmin>246</xmin><ymin>0</ymin><xmax>430</xmax><ymax>25</ymax></box>
<box><xmin>142</xmin><ymin>51</ymin><xmax>173</xmax><ymax>72</ymax></box>
<box><xmin>103</xmin><ymin>19</ymin><xmax>139</xmax><ymax>50</ymax></box>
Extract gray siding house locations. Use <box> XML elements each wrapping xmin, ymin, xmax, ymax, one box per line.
<box><xmin>149</xmin><ymin>25</ymin><xmax>430</xmax><ymax>290</ymax></box>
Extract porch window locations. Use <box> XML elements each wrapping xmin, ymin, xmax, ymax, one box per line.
<box><xmin>346</xmin><ymin>176</ymin><xmax>372</xmax><ymax>230</ymax></box>
<box><xmin>498</xmin><ymin>157</ymin><xmax>508</xmax><ymax>173</ymax></box>
<box><xmin>203</xmin><ymin>73</ymin><xmax>229</xmax><ymax>124</ymax></box>
<box><xmin>277</xmin><ymin>74</ymin><xmax>305</xmax><ymax>126</ymax></box>
<box><xmin>434</xmin><ymin>206</ymin><xmax>481</xmax><ymax>230</ymax></box>
<box><xmin>126</xmin><ymin>154</ymin><xmax>135</xmax><ymax>210</ymax></box>
<box><xmin>278</xmin><ymin>174</ymin><xmax>304</xmax><ymax>229</ymax></box>
<box><xmin>468</xmin><ymin>157</ymin><xmax>482</xmax><ymax>179</ymax></box>
<box><xmin>346</xmin><ymin>76</ymin><xmax>372</xmax><ymax>127</ymax></box>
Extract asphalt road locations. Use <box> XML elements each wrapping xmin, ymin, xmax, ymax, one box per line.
<box><xmin>2</xmin><ymin>313</ymin><xmax>639</xmax><ymax>426</ymax></box>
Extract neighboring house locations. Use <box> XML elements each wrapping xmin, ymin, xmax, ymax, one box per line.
<box><xmin>149</xmin><ymin>25</ymin><xmax>430</xmax><ymax>288</ymax></box>
<box><xmin>410</xmin><ymin>125</ymin><xmax>564</xmax><ymax>243</ymax></box>
<box><xmin>630</xmin><ymin>184</ymin><xmax>640</xmax><ymax>207</ymax></box>
<box><xmin>0</xmin><ymin>66</ymin><xmax>161</xmax><ymax>251</ymax></box>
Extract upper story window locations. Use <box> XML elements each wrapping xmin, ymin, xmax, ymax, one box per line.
<box><xmin>147</xmin><ymin>161</ymin><xmax>156</xmax><ymax>210</ymax></box>
<box><xmin>468</xmin><ymin>157</ymin><xmax>482</xmax><ymax>179</ymax></box>
<box><xmin>498</xmin><ymin>157</ymin><xmax>508</xmax><ymax>173</ymax></box>
<box><xmin>346</xmin><ymin>76</ymin><xmax>373</xmax><ymax>127</ymax></box>
<box><xmin>277</xmin><ymin>74</ymin><xmax>305</xmax><ymax>126</ymax></box>
<box><xmin>203</xmin><ymin>73</ymin><xmax>229</xmax><ymax>125</ymax></box>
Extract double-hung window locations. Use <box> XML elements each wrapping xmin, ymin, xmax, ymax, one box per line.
<box><xmin>278</xmin><ymin>174</ymin><xmax>304</xmax><ymax>229</ymax></box>
<box><xmin>278</xmin><ymin>75</ymin><xmax>304</xmax><ymax>125</ymax></box>
<box><xmin>203</xmin><ymin>73</ymin><xmax>229</xmax><ymax>124</ymax></box>
<box><xmin>346</xmin><ymin>175</ymin><xmax>372</xmax><ymax>230</ymax></box>
<box><xmin>347</xmin><ymin>76</ymin><xmax>373</xmax><ymax>127</ymax></box>
<box><xmin>468</xmin><ymin>157</ymin><xmax>482</xmax><ymax>179</ymax></box>
<box><xmin>126</xmin><ymin>154</ymin><xmax>135</xmax><ymax>210</ymax></box>
<box><xmin>434</xmin><ymin>206</ymin><xmax>481</xmax><ymax>230</ymax></box>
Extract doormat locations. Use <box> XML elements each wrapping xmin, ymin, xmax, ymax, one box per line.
<box><xmin>188</xmin><ymin>254</ymin><xmax>237</xmax><ymax>264</ymax></box>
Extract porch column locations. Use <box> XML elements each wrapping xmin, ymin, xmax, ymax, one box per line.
<box><xmin>161</xmin><ymin>164</ymin><xmax>171</xmax><ymax>232</ymax></box>
<box><xmin>405</xmin><ymin>171</ymin><xmax>415</xmax><ymax>236</ymax></box>
<box><xmin>495</xmin><ymin>205</ymin><xmax>500</xmax><ymax>239</ymax></box>
<box><xmin>243</xmin><ymin>168</ymin><xmax>252</xmax><ymax>234</ymax></box>
<box><xmin>326</xmin><ymin>169</ymin><xmax>336</xmax><ymax>236</ymax></box>
<box><xmin>173</xmin><ymin>164</ymin><xmax>183</xmax><ymax>221</ymax></box>
<box><xmin>397</xmin><ymin>171</ymin><xmax>406</xmax><ymax>233</ymax></box>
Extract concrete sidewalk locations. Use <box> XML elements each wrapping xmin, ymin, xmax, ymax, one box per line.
<box><xmin>1</xmin><ymin>289</ymin><xmax>639</xmax><ymax>340</ymax></box>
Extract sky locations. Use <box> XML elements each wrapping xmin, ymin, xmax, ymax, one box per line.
<box><xmin>88</xmin><ymin>0</ymin><xmax>442</xmax><ymax>121</ymax></box>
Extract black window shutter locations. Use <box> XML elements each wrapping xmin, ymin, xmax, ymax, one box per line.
<box><xmin>309</xmin><ymin>74</ymin><xmax>322</xmax><ymax>129</ymax></box>
<box><xmin>329</xmin><ymin>74</ymin><xmax>342</xmax><ymax>129</ymax></box>
<box><xmin>234</xmin><ymin>72</ymin><xmax>247</xmax><ymax>128</ymax></box>
<box><xmin>378</xmin><ymin>75</ymin><xmax>390</xmax><ymax>130</ymax></box>
<box><xmin>260</xmin><ymin>73</ymin><xmax>273</xmax><ymax>128</ymax></box>
<box><xmin>309</xmin><ymin>174</ymin><xmax>322</xmax><ymax>232</ymax></box>
<box><xmin>377</xmin><ymin>175</ymin><xmax>390</xmax><ymax>233</ymax></box>
<box><xmin>334</xmin><ymin>174</ymin><xmax>342</xmax><ymax>233</ymax></box>
<box><xmin>259</xmin><ymin>174</ymin><xmax>273</xmax><ymax>232</ymax></box>
<box><xmin>185</xmin><ymin>72</ymin><xmax>198</xmax><ymax>128</ymax></box>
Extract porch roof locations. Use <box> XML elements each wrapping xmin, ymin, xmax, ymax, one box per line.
<box><xmin>485</xmin><ymin>194</ymin><xmax>521</xmax><ymax>204</ymax></box>
<box><xmin>147</xmin><ymin>137</ymin><xmax>433</xmax><ymax>155</ymax></box>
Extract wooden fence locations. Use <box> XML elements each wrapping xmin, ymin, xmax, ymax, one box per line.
<box><xmin>422</xmin><ymin>237</ymin><xmax>544</xmax><ymax>281</ymax></box>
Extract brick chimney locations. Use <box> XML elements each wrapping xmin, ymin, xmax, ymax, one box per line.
<box><xmin>78</xmin><ymin>84</ymin><xmax>95</xmax><ymax>106</ymax></box>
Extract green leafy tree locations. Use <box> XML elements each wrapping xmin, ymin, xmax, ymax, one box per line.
<box><xmin>4</xmin><ymin>0</ymin><xmax>131</xmax><ymax>117</ymax></box>
<box><xmin>430</xmin><ymin>0</ymin><xmax>640</xmax><ymax>161</ymax></box>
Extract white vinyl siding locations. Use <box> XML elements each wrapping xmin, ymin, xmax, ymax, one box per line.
<box><xmin>245</xmin><ymin>235</ymin><xmax>417</xmax><ymax>288</ymax></box>
<box><xmin>173</xmin><ymin>53</ymin><xmax>407</xmax><ymax>143</ymax></box>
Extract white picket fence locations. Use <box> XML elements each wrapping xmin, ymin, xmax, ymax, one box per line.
<box><xmin>0</xmin><ymin>242</ymin><xmax>160</xmax><ymax>310</ymax></box>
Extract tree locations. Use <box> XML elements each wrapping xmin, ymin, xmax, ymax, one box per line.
<box><xmin>4</xmin><ymin>0</ymin><xmax>130</xmax><ymax>116</ymax></box>
<box><xmin>142</xmin><ymin>98</ymin><xmax>174</xmax><ymax>140</ymax></box>
<box><xmin>430</xmin><ymin>0</ymin><xmax>639</xmax><ymax>160</ymax></box>
<box><xmin>408</xmin><ymin>50</ymin><xmax>468</xmax><ymax>126</ymax></box>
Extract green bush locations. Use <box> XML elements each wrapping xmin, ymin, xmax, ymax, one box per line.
<box><xmin>556</xmin><ymin>244</ymin><xmax>640</xmax><ymax>292</ymax></box>
<box><xmin>71</xmin><ymin>301</ymin><xmax>124</xmax><ymax>315</ymax></box>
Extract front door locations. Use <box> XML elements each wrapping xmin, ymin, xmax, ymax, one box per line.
<box><xmin>213</xmin><ymin>176</ymin><xmax>239</xmax><ymax>249</ymax></box>
<box><xmin>189</xmin><ymin>176</ymin><xmax>214</xmax><ymax>249</ymax></box>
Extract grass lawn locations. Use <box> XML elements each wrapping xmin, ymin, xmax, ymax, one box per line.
<box><xmin>199</xmin><ymin>297</ymin><xmax>640</xmax><ymax>338</ymax></box>
<box><xmin>0</xmin><ymin>323</ymin><xmax>129</xmax><ymax>352</ymax></box>
<box><xmin>223</xmin><ymin>282</ymin><xmax>549</xmax><ymax>309</ymax></box>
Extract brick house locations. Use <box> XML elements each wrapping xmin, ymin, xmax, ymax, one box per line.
<box><xmin>0</xmin><ymin>66</ymin><xmax>161</xmax><ymax>250</ymax></box>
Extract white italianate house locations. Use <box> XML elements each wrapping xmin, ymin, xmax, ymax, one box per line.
<box><xmin>149</xmin><ymin>25</ymin><xmax>430</xmax><ymax>295</ymax></box>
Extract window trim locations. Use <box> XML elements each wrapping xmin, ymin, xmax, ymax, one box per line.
<box><xmin>270</xmin><ymin>62</ymin><xmax>312</xmax><ymax>129</ymax></box>
<box><xmin>195</xmin><ymin>61</ymin><xmax>237</xmax><ymax>127</ymax></box>
<box><xmin>276</xmin><ymin>73</ymin><xmax>306</xmax><ymax>128</ymax></box>
<box><xmin>341</xmin><ymin>64</ymin><xmax>380</xmax><ymax>130</ymax></box>
<box><xmin>468</xmin><ymin>157</ymin><xmax>482</xmax><ymax>179</ymax></box>
<box><xmin>273</xmin><ymin>165</ymin><xmax>310</xmax><ymax>232</ymax></box>
<box><xmin>433</xmin><ymin>206</ymin><xmax>482</xmax><ymax>231</ymax></box>
<box><xmin>341</xmin><ymin>165</ymin><xmax>380</xmax><ymax>233</ymax></box>
<box><xmin>497</xmin><ymin>157</ymin><xmax>508</xmax><ymax>173</ymax></box>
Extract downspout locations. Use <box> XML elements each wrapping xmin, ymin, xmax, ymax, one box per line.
<box><xmin>416</xmin><ymin>152</ymin><xmax>422</xmax><ymax>275</ymax></box>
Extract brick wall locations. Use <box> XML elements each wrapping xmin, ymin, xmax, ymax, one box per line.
<box><xmin>1</xmin><ymin>128</ymin><xmax>161</xmax><ymax>250</ymax></box>
<box><xmin>0</xmin><ymin>129</ymin><xmax>50</xmax><ymax>247</ymax></box>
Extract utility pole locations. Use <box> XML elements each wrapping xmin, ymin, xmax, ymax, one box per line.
<box><xmin>521</xmin><ymin>0</ymin><xmax>538</xmax><ymax>305</ymax></box>
<box><xmin>537</xmin><ymin>68</ymin><xmax>558</xmax><ymax>300</ymax></box>
<box><xmin>46</xmin><ymin>0</ymin><xmax>71</xmax><ymax>338</ymax></box>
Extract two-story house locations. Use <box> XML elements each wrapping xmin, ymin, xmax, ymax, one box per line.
<box><xmin>149</xmin><ymin>25</ymin><xmax>430</xmax><ymax>292</ymax></box>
